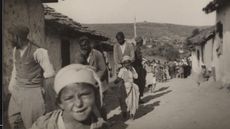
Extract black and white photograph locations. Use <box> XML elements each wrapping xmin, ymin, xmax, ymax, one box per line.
<box><xmin>2</xmin><ymin>0</ymin><xmax>230</xmax><ymax>129</ymax></box>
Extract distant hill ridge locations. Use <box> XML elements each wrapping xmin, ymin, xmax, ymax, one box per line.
<box><xmin>84</xmin><ymin>22</ymin><xmax>210</xmax><ymax>41</ymax></box>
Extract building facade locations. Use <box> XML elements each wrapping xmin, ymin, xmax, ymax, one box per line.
<box><xmin>203</xmin><ymin>0</ymin><xmax>230</xmax><ymax>86</ymax></box>
<box><xmin>44</xmin><ymin>6</ymin><xmax>110</xmax><ymax>71</ymax></box>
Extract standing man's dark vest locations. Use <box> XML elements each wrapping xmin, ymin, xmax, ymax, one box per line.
<box><xmin>15</xmin><ymin>43</ymin><xmax>43</xmax><ymax>88</ymax></box>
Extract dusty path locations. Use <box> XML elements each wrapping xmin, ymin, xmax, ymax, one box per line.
<box><xmin>106</xmin><ymin>78</ymin><xmax>230</xmax><ymax>129</ymax></box>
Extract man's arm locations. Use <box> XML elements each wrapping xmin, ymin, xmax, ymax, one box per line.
<box><xmin>8</xmin><ymin>62</ymin><xmax>16</xmax><ymax>94</ymax></box>
<box><xmin>129</xmin><ymin>44</ymin><xmax>135</xmax><ymax>62</ymax></box>
<box><xmin>113</xmin><ymin>45</ymin><xmax>118</xmax><ymax>63</ymax></box>
<box><xmin>34</xmin><ymin>48</ymin><xmax>56</xmax><ymax>111</ymax></box>
<box><xmin>132</xmin><ymin>67</ymin><xmax>138</xmax><ymax>79</ymax></box>
<box><xmin>33</xmin><ymin>48</ymin><xmax>55</xmax><ymax>89</ymax></box>
<box><xmin>113</xmin><ymin>45</ymin><xmax>122</xmax><ymax>71</ymax></box>
<box><xmin>34</xmin><ymin>48</ymin><xmax>55</xmax><ymax>79</ymax></box>
<box><xmin>96</xmin><ymin>51</ymin><xmax>107</xmax><ymax>80</ymax></box>
<box><xmin>8</xmin><ymin>48</ymin><xmax>16</xmax><ymax>94</ymax></box>
<box><xmin>113</xmin><ymin>45</ymin><xmax>122</xmax><ymax>64</ymax></box>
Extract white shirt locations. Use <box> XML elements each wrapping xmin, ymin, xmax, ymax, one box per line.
<box><xmin>118</xmin><ymin>67</ymin><xmax>138</xmax><ymax>83</ymax></box>
<box><xmin>9</xmin><ymin>46</ymin><xmax>55</xmax><ymax>91</ymax></box>
<box><xmin>87</xmin><ymin>51</ymin><xmax>93</xmax><ymax>63</ymax></box>
<box><xmin>119</xmin><ymin>42</ymin><xmax>127</xmax><ymax>54</ymax></box>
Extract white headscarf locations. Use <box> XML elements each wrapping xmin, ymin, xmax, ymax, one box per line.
<box><xmin>122</xmin><ymin>55</ymin><xmax>132</xmax><ymax>63</ymax></box>
<box><xmin>54</xmin><ymin>64</ymin><xmax>103</xmax><ymax>106</ymax></box>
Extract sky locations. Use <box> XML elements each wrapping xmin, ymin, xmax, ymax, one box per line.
<box><xmin>47</xmin><ymin>0</ymin><xmax>216</xmax><ymax>26</ymax></box>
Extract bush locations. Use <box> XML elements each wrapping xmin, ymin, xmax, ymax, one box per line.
<box><xmin>143</xmin><ymin>43</ymin><xmax>179</xmax><ymax>60</ymax></box>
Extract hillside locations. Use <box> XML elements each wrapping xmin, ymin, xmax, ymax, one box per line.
<box><xmin>84</xmin><ymin>22</ymin><xmax>209</xmax><ymax>41</ymax></box>
<box><xmin>85</xmin><ymin>22</ymin><xmax>210</xmax><ymax>60</ymax></box>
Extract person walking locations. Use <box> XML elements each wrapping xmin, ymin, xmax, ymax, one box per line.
<box><xmin>133</xmin><ymin>36</ymin><xmax>146</xmax><ymax>104</ymax></box>
<box><xmin>144</xmin><ymin>61</ymin><xmax>156</xmax><ymax>93</ymax></box>
<box><xmin>113</xmin><ymin>32</ymin><xmax>135</xmax><ymax>119</ymax></box>
<box><xmin>75</xmin><ymin>36</ymin><xmax>108</xmax><ymax>120</ymax></box>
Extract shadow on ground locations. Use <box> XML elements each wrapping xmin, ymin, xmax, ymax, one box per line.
<box><xmin>135</xmin><ymin>101</ymin><xmax>160</xmax><ymax>119</ymax></box>
<box><xmin>108</xmin><ymin>114</ymin><xmax>128</xmax><ymax>129</ymax></box>
<box><xmin>142</xmin><ymin>90</ymin><xmax>172</xmax><ymax>104</ymax></box>
<box><xmin>154</xmin><ymin>86</ymin><xmax>170</xmax><ymax>93</ymax></box>
<box><xmin>107</xmin><ymin>89</ymin><xmax>170</xmax><ymax>129</ymax></box>
<box><xmin>108</xmin><ymin>101</ymin><xmax>161</xmax><ymax>129</ymax></box>
<box><xmin>104</xmin><ymin>87</ymin><xmax>121</xmax><ymax>115</ymax></box>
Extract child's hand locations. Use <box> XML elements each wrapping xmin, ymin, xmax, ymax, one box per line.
<box><xmin>114</xmin><ymin>78</ymin><xmax>121</xmax><ymax>84</ymax></box>
<box><xmin>129</xmin><ymin>67</ymin><xmax>134</xmax><ymax>71</ymax></box>
<box><xmin>96</xmin><ymin>118</ymin><xmax>110</xmax><ymax>129</ymax></box>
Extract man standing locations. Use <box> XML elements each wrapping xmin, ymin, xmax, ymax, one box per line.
<box><xmin>8</xmin><ymin>25</ymin><xmax>55</xmax><ymax>129</ymax></box>
<box><xmin>113</xmin><ymin>32</ymin><xmax>135</xmax><ymax>118</ymax></box>
<box><xmin>133</xmin><ymin>36</ymin><xmax>146</xmax><ymax>104</ymax></box>
<box><xmin>114</xmin><ymin>32</ymin><xmax>135</xmax><ymax>72</ymax></box>
<box><xmin>76</xmin><ymin>36</ymin><xmax>109</xmax><ymax>120</ymax></box>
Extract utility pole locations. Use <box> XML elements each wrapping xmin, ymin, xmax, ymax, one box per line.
<box><xmin>134</xmin><ymin>17</ymin><xmax>137</xmax><ymax>38</ymax></box>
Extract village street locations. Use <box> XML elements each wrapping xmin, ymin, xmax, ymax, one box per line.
<box><xmin>105</xmin><ymin>78</ymin><xmax>230</xmax><ymax>129</ymax></box>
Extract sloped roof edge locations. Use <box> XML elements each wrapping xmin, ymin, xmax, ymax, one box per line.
<box><xmin>44</xmin><ymin>5</ymin><xmax>109</xmax><ymax>41</ymax></box>
<box><xmin>188</xmin><ymin>26</ymin><xmax>215</xmax><ymax>45</ymax></box>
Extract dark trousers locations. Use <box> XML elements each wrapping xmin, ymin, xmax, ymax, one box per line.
<box><xmin>133</xmin><ymin>65</ymin><xmax>146</xmax><ymax>98</ymax></box>
<box><xmin>117</xmin><ymin>80</ymin><xmax>127</xmax><ymax>113</ymax></box>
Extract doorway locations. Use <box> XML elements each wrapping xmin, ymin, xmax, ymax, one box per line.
<box><xmin>61</xmin><ymin>39</ymin><xmax>70</xmax><ymax>67</ymax></box>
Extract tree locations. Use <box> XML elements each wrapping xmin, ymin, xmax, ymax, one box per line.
<box><xmin>192</xmin><ymin>28</ymin><xmax>200</xmax><ymax>37</ymax></box>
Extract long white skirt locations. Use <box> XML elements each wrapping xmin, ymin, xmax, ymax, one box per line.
<box><xmin>124</xmin><ymin>82</ymin><xmax>140</xmax><ymax>115</ymax></box>
<box><xmin>146</xmin><ymin>73</ymin><xmax>156</xmax><ymax>87</ymax></box>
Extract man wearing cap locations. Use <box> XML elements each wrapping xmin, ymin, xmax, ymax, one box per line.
<box><xmin>75</xmin><ymin>36</ymin><xmax>108</xmax><ymax>120</ymax></box>
<box><xmin>113</xmin><ymin>32</ymin><xmax>135</xmax><ymax>118</ymax></box>
<box><xmin>7</xmin><ymin>25</ymin><xmax>55</xmax><ymax>129</ymax></box>
<box><xmin>133</xmin><ymin>36</ymin><xmax>146</xmax><ymax>104</ymax></box>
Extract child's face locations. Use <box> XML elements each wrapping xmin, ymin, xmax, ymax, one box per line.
<box><xmin>59</xmin><ymin>83</ymin><xmax>95</xmax><ymax>122</ymax></box>
<box><xmin>123</xmin><ymin>61</ymin><xmax>131</xmax><ymax>68</ymax></box>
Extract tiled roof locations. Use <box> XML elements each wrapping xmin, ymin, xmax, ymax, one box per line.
<box><xmin>188</xmin><ymin>26</ymin><xmax>215</xmax><ymax>45</ymax></box>
<box><xmin>44</xmin><ymin>5</ymin><xmax>108</xmax><ymax>41</ymax></box>
<box><xmin>203</xmin><ymin>0</ymin><xmax>229</xmax><ymax>13</ymax></box>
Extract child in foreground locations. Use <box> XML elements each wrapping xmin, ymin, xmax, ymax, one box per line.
<box><xmin>30</xmin><ymin>64</ymin><xmax>109</xmax><ymax>129</ymax></box>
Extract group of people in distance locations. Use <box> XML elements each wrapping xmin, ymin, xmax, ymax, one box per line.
<box><xmin>7</xmin><ymin>24</ymin><xmax>147</xmax><ymax>129</ymax></box>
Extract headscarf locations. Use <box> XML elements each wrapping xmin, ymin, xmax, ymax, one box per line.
<box><xmin>122</xmin><ymin>55</ymin><xmax>132</xmax><ymax>63</ymax></box>
<box><xmin>54</xmin><ymin>64</ymin><xmax>103</xmax><ymax>106</ymax></box>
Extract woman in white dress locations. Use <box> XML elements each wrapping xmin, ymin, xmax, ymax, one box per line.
<box><xmin>144</xmin><ymin>61</ymin><xmax>157</xmax><ymax>93</ymax></box>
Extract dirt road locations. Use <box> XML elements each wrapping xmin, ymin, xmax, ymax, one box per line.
<box><xmin>107</xmin><ymin>78</ymin><xmax>230</xmax><ymax>129</ymax></box>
